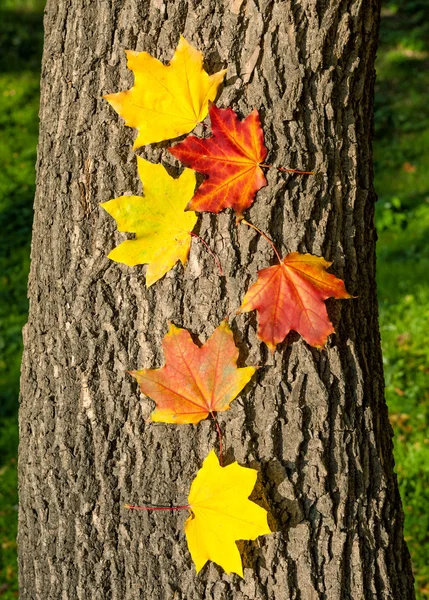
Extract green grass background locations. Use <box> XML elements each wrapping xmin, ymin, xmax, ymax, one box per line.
<box><xmin>0</xmin><ymin>1</ymin><xmax>428</xmax><ymax>597</ymax></box>
<box><xmin>0</xmin><ymin>1</ymin><xmax>44</xmax><ymax>597</ymax></box>
<box><xmin>374</xmin><ymin>3</ymin><xmax>429</xmax><ymax>595</ymax></box>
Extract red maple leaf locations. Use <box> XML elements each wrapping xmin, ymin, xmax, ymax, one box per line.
<box><xmin>169</xmin><ymin>104</ymin><xmax>268</xmax><ymax>218</ymax></box>
<box><xmin>239</xmin><ymin>253</ymin><xmax>351</xmax><ymax>350</ymax></box>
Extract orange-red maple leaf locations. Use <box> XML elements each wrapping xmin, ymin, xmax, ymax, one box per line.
<box><xmin>239</xmin><ymin>253</ymin><xmax>351</xmax><ymax>351</ymax></box>
<box><xmin>129</xmin><ymin>321</ymin><xmax>256</xmax><ymax>423</ymax></box>
<box><xmin>169</xmin><ymin>104</ymin><xmax>268</xmax><ymax>218</ymax></box>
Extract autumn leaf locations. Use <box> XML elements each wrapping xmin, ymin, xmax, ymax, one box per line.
<box><xmin>169</xmin><ymin>104</ymin><xmax>268</xmax><ymax>218</ymax></box>
<box><xmin>130</xmin><ymin>321</ymin><xmax>255</xmax><ymax>424</ymax></box>
<box><xmin>239</xmin><ymin>252</ymin><xmax>351</xmax><ymax>350</ymax></box>
<box><xmin>185</xmin><ymin>450</ymin><xmax>271</xmax><ymax>576</ymax></box>
<box><xmin>100</xmin><ymin>157</ymin><xmax>197</xmax><ymax>287</ymax></box>
<box><xmin>104</xmin><ymin>36</ymin><xmax>226</xmax><ymax>148</ymax></box>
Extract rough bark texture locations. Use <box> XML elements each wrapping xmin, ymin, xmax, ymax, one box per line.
<box><xmin>19</xmin><ymin>1</ymin><xmax>415</xmax><ymax>599</ymax></box>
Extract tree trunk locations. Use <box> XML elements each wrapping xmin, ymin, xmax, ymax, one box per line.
<box><xmin>18</xmin><ymin>1</ymin><xmax>415</xmax><ymax>598</ymax></box>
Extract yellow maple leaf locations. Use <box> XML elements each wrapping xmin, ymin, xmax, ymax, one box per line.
<box><xmin>100</xmin><ymin>157</ymin><xmax>197</xmax><ymax>286</ymax></box>
<box><xmin>104</xmin><ymin>36</ymin><xmax>227</xmax><ymax>148</ymax></box>
<box><xmin>185</xmin><ymin>450</ymin><xmax>271</xmax><ymax>577</ymax></box>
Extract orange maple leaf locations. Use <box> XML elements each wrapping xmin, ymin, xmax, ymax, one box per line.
<box><xmin>239</xmin><ymin>253</ymin><xmax>351</xmax><ymax>351</ymax></box>
<box><xmin>130</xmin><ymin>321</ymin><xmax>256</xmax><ymax>423</ymax></box>
<box><xmin>169</xmin><ymin>104</ymin><xmax>268</xmax><ymax>218</ymax></box>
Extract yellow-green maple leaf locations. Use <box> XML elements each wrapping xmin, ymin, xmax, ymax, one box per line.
<box><xmin>101</xmin><ymin>157</ymin><xmax>197</xmax><ymax>286</ymax></box>
<box><xmin>185</xmin><ymin>450</ymin><xmax>271</xmax><ymax>577</ymax></box>
<box><xmin>104</xmin><ymin>36</ymin><xmax>226</xmax><ymax>148</ymax></box>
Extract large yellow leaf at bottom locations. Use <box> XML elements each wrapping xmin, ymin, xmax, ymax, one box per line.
<box><xmin>101</xmin><ymin>157</ymin><xmax>197</xmax><ymax>286</ymax></box>
<box><xmin>185</xmin><ymin>450</ymin><xmax>271</xmax><ymax>577</ymax></box>
<box><xmin>104</xmin><ymin>36</ymin><xmax>227</xmax><ymax>147</ymax></box>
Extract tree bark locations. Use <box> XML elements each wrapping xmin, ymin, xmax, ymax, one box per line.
<box><xmin>19</xmin><ymin>1</ymin><xmax>415</xmax><ymax>598</ymax></box>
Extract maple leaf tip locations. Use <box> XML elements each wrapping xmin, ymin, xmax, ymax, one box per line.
<box><xmin>166</xmin><ymin>322</ymin><xmax>181</xmax><ymax>334</ymax></box>
<box><xmin>125</xmin><ymin>49</ymin><xmax>140</xmax><ymax>60</ymax></box>
<box><xmin>266</xmin><ymin>341</ymin><xmax>277</xmax><ymax>353</ymax></box>
<box><xmin>106</xmin><ymin>249</ymin><xmax>118</xmax><ymax>262</ymax></box>
<box><xmin>132</xmin><ymin>138</ymin><xmax>143</xmax><ymax>151</ymax></box>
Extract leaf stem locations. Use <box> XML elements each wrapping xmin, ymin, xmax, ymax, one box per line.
<box><xmin>190</xmin><ymin>232</ymin><xmax>224</xmax><ymax>276</ymax></box>
<box><xmin>124</xmin><ymin>504</ymin><xmax>190</xmax><ymax>511</ymax></box>
<box><xmin>241</xmin><ymin>219</ymin><xmax>282</xmax><ymax>264</ymax></box>
<box><xmin>260</xmin><ymin>163</ymin><xmax>314</xmax><ymax>175</ymax></box>
<box><xmin>210</xmin><ymin>412</ymin><xmax>223</xmax><ymax>466</ymax></box>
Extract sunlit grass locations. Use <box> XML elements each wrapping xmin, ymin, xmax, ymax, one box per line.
<box><xmin>375</xmin><ymin>2</ymin><xmax>429</xmax><ymax>597</ymax></box>
<box><xmin>379</xmin><ymin>286</ymin><xmax>429</xmax><ymax>596</ymax></box>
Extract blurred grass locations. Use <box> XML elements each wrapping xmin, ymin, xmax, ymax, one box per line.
<box><xmin>0</xmin><ymin>0</ymin><xmax>428</xmax><ymax>597</ymax></box>
<box><xmin>375</xmin><ymin>1</ymin><xmax>429</xmax><ymax>597</ymax></box>
<box><xmin>0</xmin><ymin>1</ymin><xmax>44</xmax><ymax>597</ymax></box>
